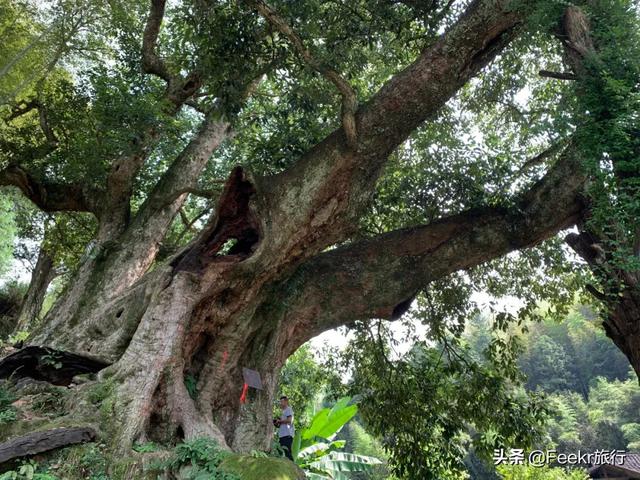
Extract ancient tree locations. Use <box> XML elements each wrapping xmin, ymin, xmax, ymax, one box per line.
<box><xmin>0</xmin><ymin>0</ymin><xmax>638</xmax><ymax>462</ymax></box>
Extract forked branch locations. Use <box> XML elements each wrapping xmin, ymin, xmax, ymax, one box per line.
<box><xmin>275</xmin><ymin>142</ymin><xmax>586</xmax><ymax>348</ymax></box>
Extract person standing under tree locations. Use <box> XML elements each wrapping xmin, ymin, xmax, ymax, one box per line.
<box><xmin>275</xmin><ymin>395</ymin><xmax>295</xmax><ymax>460</ymax></box>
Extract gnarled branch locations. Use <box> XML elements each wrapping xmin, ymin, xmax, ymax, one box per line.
<box><xmin>274</xmin><ymin>142</ymin><xmax>586</xmax><ymax>351</ymax></box>
<box><xmin>0</xmin><ymin>165</ymin><xmax>97</xmax><ymax>213</ymax></box>
<box><xmin>141</xmin><ymin>0</ymin><xmax>201</xmax><ymax>109</ymax></box>
<box><xmin>141</xmin><ymin>0</ymin><xmax>172</xmax><ymax>83</ymax></box>
<box><xmin>259</xmin><ymin>0</ymin><xmax>524</xmax><ymax>270</ymax></box>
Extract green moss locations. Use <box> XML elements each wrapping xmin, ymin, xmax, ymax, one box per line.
<box><xmin>87</xmin><ymin>379</ymin><xmax>115</xmax><ymax>405</ymax></box>
<box><xmin>219</xmin><ymin>455</ymin><xmax>306</xmax><ymax>480</ymax></box>
<box><xmin>80</xmin><ymin>378</ymin><xmax>119</xmax><ymax>441</ymax></box>
<box><xmin>0</xmin><ymin>418</ymin><xmax>51</xmax><ymax>442</ymax></box>
<box><xmin>32</xmin><ymin>387</ymin><xmax>69</xmax><ymax>418</ymax></box>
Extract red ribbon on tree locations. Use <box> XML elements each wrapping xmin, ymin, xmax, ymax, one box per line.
<box><xmin>239</xmin><ymin>382</ymin><xmax>249</xmax><ymax>404</ymax></box>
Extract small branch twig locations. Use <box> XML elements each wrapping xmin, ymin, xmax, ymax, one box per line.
<box><xmin>245</xmin><ymin>0</ymin><xmax>359</xmax><ymax>149</ymax></box>
<box><xmin>539</xmin><ymin>69</ymin><xmax>577</xmax><ymax>81</ymax></box>
<box><xmin>7</xmin><ymin>99</ymin><xmax>38</xmax><ymax>120</ymax></box>
<box><xmin>517</xmin><ymin>138</ymin><xmax>569</xmax><ymax>175</ymax></box>
<box><xmin>7</xmin><ymin>98</ymin><xmax>58</xmax><ymax>149</ymax></box>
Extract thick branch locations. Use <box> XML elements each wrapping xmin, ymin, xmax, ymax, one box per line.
<box><xmin>260</xmin><ymin>0</ymin><xmax>524</xmax><ymax>268</ymax></box>
<box><xmin>99</xmin><ymin>0</ymin><xmax>207</xmax><ymax>239</ymax></box>
<box><xmin>0</xmin><ymin>165</ymin><xmax>96</xmax><ymax>213</ymax></box>
<box><xmin>141</xmin><ymin>0</ymin><xmax>172</xmax><ymax>83</ymax></box>
<box><xmin>140</xmin><ymin>0</ymin><xmax>201</xmax><ymax>108</ymax></box>
<box><xmin>97</xmin><ymin>111</ymin><xmax>231</xmax><ymax>272</ymax></box>
<box><xmin>277</xmin><ymin>143</ymin><xmax>586</xmax><ymax>348</ymax></box>
<box><xmin>558</xmin><ymin>6</ymin><xmax>595</xmax><ymax>77</ymax></box>
<box><xmin>133</xmin><ymin>111</ymin><xmax>230</xmax><ymax>219</ymax></box>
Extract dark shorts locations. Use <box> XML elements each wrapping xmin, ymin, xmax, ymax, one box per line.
<box><xmin>279</xmin><ymin>435</ymin><xmax>293</xmax><ymax>460</ymax></box>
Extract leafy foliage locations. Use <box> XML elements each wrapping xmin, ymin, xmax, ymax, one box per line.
<box><xmin>164</xmin><ymin>438</ymin><xmax>239</xmax><ymax>480</ymax></box>
<box><xmin>545</xmin><ymin>375</ymin><xmax>640</xmax><ymax>453</ymax></box>
<box><xmin>517</xmin><ymin>308</ymin><xmax>630</xmax><ymax>396</ymax></box>
<box><xmin>0</xmin><ymin>460</ymin><xmax>58</xmax><ymax>480</ymax></box>
<box><xmin>0</xmin><ymin>383</ymin><xmax>17</xmax><ymax>424</ymax></box>
<box><xmin>338</xmin><ymin>421</ymin><xmax>391</xmax><ymax>480</ymax></box>
<box><xmin>278</xmin><ymin>344</ymin><xmax>340</xmax><ymax>429</ymax></box>
<box><xmin>497</xmin><ymin>463</ymin><xmax>588</xmax><ymax>480</ymax></box>
<box><xmin>0</xmin><ymin>193</ymin><xmax>15</xmax><ymax>276</ymax></box>
<box><xmin>0</xmin><ymin>280</ymin><xmax>26</xmax><ymax>337</ymax></box>
<box><xmin>333</xmin><ymin>322</ymin><xmax>549</xmax><ymax>480</ymax></box>
<box><xmin>0</xmin><ymin>1</ymin><xmax>638</xmax><ymax>479</ymax></box>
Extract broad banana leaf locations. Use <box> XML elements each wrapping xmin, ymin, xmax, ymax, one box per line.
<box><xmin>302</xmin><ymin>397</ymin><xmax>358</xmax><ymax>441</ymax></box>
<box><xmin>308</xmin><ymin>451</ymin><xmax>383</xmax><ymax>480</ymax></box>
<box><xmin>298</xmin><ymin>440</ymin><xmax>347</xmax><ymax>462</ymax></box>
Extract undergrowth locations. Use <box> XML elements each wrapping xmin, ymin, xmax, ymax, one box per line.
<box><xmin>157</xmin><ymin>437</ymin><xmax>240</xmax><ymax>480</ymax></box>
<box><xmin>0</xmin><ymin>384</ymin><xmax>17</xmax><ymax>424</ymax></box>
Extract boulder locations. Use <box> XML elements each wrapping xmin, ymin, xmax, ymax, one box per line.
<box><xmin>219</xmin><ymin>454</ymin><xmax>306</xmax><ymax>480</ymax></box>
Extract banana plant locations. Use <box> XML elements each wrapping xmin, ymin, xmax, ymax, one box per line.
<box><xmin>290</xmin><ymin>397</ymin><xmax>382</xmax><ymax>479</ymax></box>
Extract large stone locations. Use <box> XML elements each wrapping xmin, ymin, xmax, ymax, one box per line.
<box><xmin>219</xmin><ymin>454</ymin><xmax>306</xmax><ymax>480</ymax></box>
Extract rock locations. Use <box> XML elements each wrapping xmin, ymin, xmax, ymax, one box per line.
<box><xmin>219</xmin><ymin>455</ymin><xmax>306</xmax><ymax>480</ymax></box>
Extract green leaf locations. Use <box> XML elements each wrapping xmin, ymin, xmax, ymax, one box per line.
<box><xmin>308</xmin><ymin>451</ymin><xmax>383</xmax><ymax>479</ymax></box>
<box><xmin>302</xmin><ymin>397</ymin><xmax>358</xmax><ymax>441</ymax></box>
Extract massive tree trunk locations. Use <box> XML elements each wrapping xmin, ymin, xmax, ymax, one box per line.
<box><xmin>0</xmin><ymin>0</ymin><xmax>594</xmax><ymax>466</ymax></box>
<box><xmin>558</xmin><ymin>7</ymin><xmax>640</xmax><ymax>380</ymax></box>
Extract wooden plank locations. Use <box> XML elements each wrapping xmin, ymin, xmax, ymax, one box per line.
<box><xmin>0</xmin><ymin>427</ymin><xmax>96</xmax><ymax>464</ymax></box>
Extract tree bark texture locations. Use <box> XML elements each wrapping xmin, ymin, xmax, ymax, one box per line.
<box><xmin>0</xmin><ymin>427</ymin><xmax>96</xmax><ymax>464</ymax></box>
<box><xmin>557</xmin><ymin>6</ymin><xmax>640</xmax><ymax>380</ymax></box>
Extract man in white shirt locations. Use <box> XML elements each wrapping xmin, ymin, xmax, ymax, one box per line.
<box><xmin>275</xmin><ymin>395</ymin><xmax>295</xmax><ymax>460</ymax></box>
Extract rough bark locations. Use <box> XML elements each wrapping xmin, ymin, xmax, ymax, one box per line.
<box><xmin>0</xmin><ymin>165</ymin><xmax>97</xmax><ymax>214</ymax></box>
<box><xmin>556</xmin><ymin>6</ymin><xmax>640</xmax><ymax>380</ymax></box>
<box><xmin>270</xmin><ymin>144</ymin><xmax>586</xmax><ymax>351</ymax></box>
<box><xmin>31</xmin><ymin>114</ymin><xmax>232</xmax><ymax>357</ymax></box>
<box><xmin>0</xmin><ymin>427</ymin><xmax>96</xmax><ymax>464</ymax></box>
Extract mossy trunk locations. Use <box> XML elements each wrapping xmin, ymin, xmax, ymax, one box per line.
<box><xmin>17</xmin><ymin>168</ymin><xmax>299</xmax><ymax>454</ymax></box>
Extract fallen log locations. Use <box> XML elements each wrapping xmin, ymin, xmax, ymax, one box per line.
<box><xmin>0</xmin><ymin>427</ymin><xmax>97</xmax><ymax>464</ymax></box>
<box><xmin>0</xmin><ymin>346</ymin><xmax>109</xmax><ymax>385</ymax></box>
